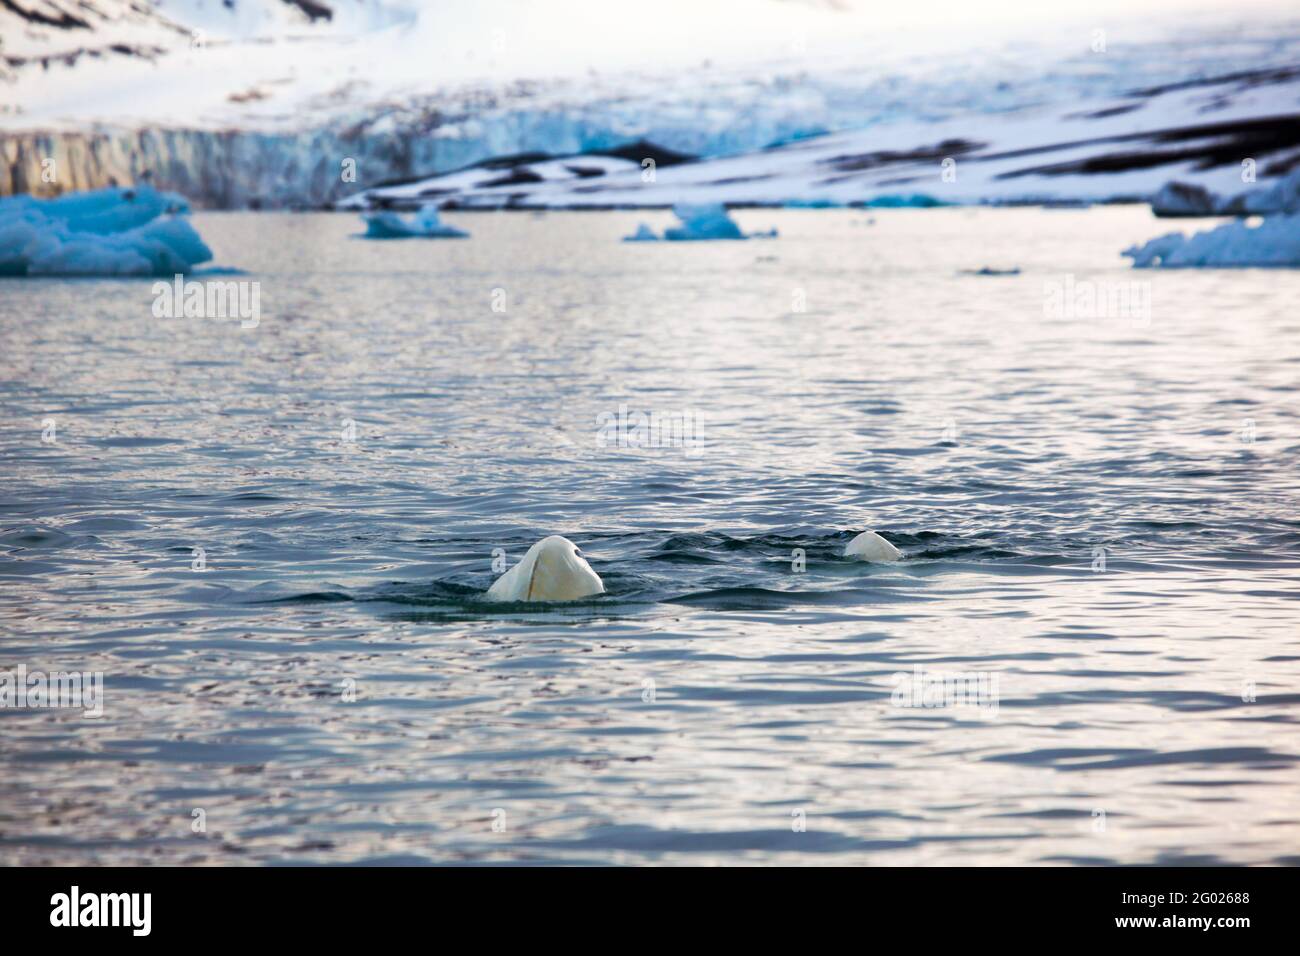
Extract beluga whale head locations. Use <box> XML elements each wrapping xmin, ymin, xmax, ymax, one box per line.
<box><xmin>486</xmin><ymin>535</ymin><xmax>605</xmax><ymax>602</ymax></box>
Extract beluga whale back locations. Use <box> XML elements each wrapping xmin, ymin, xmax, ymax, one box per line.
<box><xmin>844</xmin><ymin>530</ymin><xmax>901</xmax><ymax>562</ymax></box>
<box><xmin>486</xmin><ymin>535</ymin><xmax>605</xmax><ymax>602</ymax></box>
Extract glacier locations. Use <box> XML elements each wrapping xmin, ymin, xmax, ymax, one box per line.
<box><xmin>5</xmin><ymin>7</ymin><xmax>1300</xmax><ymax>210</ymax></box>
<box><xmin>0</xmin><ymin>186</ymin><xmax>212</xmax><ymax>277</ymax></box>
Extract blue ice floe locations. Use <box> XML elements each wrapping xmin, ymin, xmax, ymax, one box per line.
<box><xmin>861</xmin><ymin>194</ymin><xmax>946</xmax><ymax>208</ymax></box>
<box><xmin>0</xmin><ymin>186</ymin><xmax>212</xmax><ymax>277</ymax></box>
<box><xmin>624</xmin><ymin>223</ymin><xmax>659</xmax><ymax>242</ymax></box>
<box><xmin>624</xmin><ymin>203</ymin><xmax>774</xmax><ymax>241</ymax></box>
<box><xmin>361</xmin><ymin>206</ymin><xmax>468</xmax><ymax>239</ymax></box>
<box><xmin>1151</xmin><ymin>168</ymin><xmax>1300</xmax><ymax>218</ymax></box>
<box><xmin>1123</xmin><ymin>215</ymin><xmax>1300</xmax><ymax>268</ymax></box>
<box><xmin>783</xmin><ymin>198</ymin><xmax>842</xmax><ymax>209</ymax></box>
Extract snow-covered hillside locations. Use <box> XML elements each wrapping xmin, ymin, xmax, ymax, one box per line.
<box><xmin>0</xmin><ymin>0</ymin><xmax>412</xmax><ymax>127</ymax></box>
<box><xmin>0</xmin><ymin>1</ymin><xmax>188</xmax><ymax>68</ymax></box>
<box><xmin>344</xmin><ymin>67</ymin><xmax>1300</xmax><ymax>209</ymax></box>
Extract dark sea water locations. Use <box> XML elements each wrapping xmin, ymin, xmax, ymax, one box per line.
<box><xmin>1</xmin><ymin>208</ymin><xmax>1298</xmax><ymax>865</ymax></box>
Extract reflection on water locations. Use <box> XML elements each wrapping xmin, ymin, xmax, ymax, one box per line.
<box><xmin>1</xmin><ymin>209</ymin><xmax>1298</xmax><ymax>864</ymax></box>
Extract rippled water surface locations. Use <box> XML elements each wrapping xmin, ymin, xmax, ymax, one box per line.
<box><xmin>2</xmin><ymin>208</ymin><xmax>1298</xmax><ymax>865</ymax></box>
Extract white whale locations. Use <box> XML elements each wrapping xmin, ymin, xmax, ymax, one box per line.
<box><xmin>486</xmin><ymin>535</ymin><xmax>605</xmax><ymax>602</ymax></box>
<box><xmin>844</xmin><ymin>530</ymin><xmax>901</xmax><ymax>562</ymax></box>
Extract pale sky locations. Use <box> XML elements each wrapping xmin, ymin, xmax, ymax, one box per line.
<box><xmin>360</xmin><ymin>0</ymin><xmax>1297</xmax><ymax>79</ymax></box>
<box><xmin>11</xmin><ymin>0</ymin><xmax>1293</xmax><ymax>129</ymax></box>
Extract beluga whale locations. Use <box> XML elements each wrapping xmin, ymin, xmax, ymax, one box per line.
<box><xmin>486</xmin><ymin>535</ymin><xmax>605</xmax><ymax>602</ymax></box>
<box><xmin>844</xmin><ymin>530</ymin><xmax>902</xmax><ymax>562</ymax></box>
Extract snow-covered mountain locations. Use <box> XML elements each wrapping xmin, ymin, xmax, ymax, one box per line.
<box><xmin>0</xmin><ymin>0</ymin><xmax>411</xmax><ymax>126</ymax></box>
<box><xmin>2</xmin><ymin>1</ymin><xmax>1298</xmax><ymax>207</ymax></box>
<box><xmin>343</xmin><ymin>67</ymin><xmax>1300</xmax><ymax>209</ymax></box>
<box><xmin>0</xmin><ymin>1</ymin><xmax>187</xmax><ymax>69</ymax></box>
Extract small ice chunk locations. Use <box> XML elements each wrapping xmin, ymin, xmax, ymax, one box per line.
<box><xmin>863</xmin><ymin>194</ymin><xmax>945</xmax><ymax>208</ymax></box>
<box><xmin>625</xmin><ymin>203</ymin><xmax>771</xmax><ymax>242</ymax></box>
<box><xmin>623</xmin><ymin>223</ymin><xmax>659</xmax><ymax>242</ymax></box>
<box><xmin>1150</xmin><ymin>181</ymin><xmax>1219</xmax><ymax>218</ymax></box>
<box><xmin>664</xmin><ymin>203</ymin><xmax>745</xmax><ymax>241</ymax></box>
<box><xmin>361</xmin><ymin>206</ymin><xmax>469</xmax><ymax>239</ymax></box>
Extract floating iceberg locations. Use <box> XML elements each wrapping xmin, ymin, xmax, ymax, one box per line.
<box><xmin>665</xmin><ymin>204</ymin><xmax>745</xmax><ymax>241</ymax></box>
<box><xmin>1223</xmin><ymin>169</ymin><xmax>1300</xmax><ymax>216</ymax></box>
<box><xmin>783</xmin><ymin>198</ymin><xmax>842</xmax><ymax>209</ymax></box>
<box><xmin>0</xmin><ymin>186</ymin><xmax>212</xmax><ymax>277</ymax></box>
<box><xmin>360</xmin><ymin>206</ymin><xmax>468</xmax><ymax>239</ymax></box>
<box><xmin>1123</xmin><ymin>215</ymin><xmax>1300</xmax><ymax>268</ymax></box>
<box><xmin>860</xmin><ymin>194</ymin><xmax>947</xmax><ymax>208</ymax></box>
<box><xmin>1150</xmin><ymin>169</ymin><xmax>1300</xmax><ymax>218</ymax></box>
<box><xmin>624</xmin><ymin>203</ymin><xmax>772</xmax><ymax>242</ymax></box>
<box><xmin>1150</xmin><ymin>181</ymin><xmax>1218</xmax><ymax>217</ymax></box>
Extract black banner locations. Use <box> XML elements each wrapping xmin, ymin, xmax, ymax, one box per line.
<box><xmin>0</xmin><ymin>866</ymin><xmax>1290</xmax><ymax>941</ymax></box>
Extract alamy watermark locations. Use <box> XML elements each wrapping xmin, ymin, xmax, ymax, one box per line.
<box><xmin>1044</xmin><ymin>275</ymin><xmax>1150</xmax><ymax>326</ymax></box>
<box><xmin>596</xmin><ymin>404</ymin><xmax>704</xmax><ymax>456</ymax></box>
<box><xmin>889</xmin><ymin>665</ymin><xmax>1000</xmax><ymax>719</ymax></box>
<box><xmin>50</xmin><ymin>886</ymin><xmax>150</xmax><ymax>936</ymax></box>
<box><xmin>152</xmin><ymin>274</ymin><xmax>260</xmax><ymax>329</ymax></box>
<box><xmin>0</xmin><ymin>664</ymin><xmax>103</xmax><ymax>718</ymax></box>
